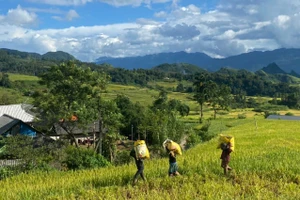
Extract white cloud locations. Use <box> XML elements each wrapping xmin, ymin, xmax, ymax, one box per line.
<box><xmin>25</xmin><ymin>7</ymin><xmax>64</xmax><ymax>14</ymax></box>
<box><xmin>26</xmin><ymin>0</ymin><xmax>172</xmax><ymax>6</ymax></box>
<box><xmin>3</xmin><ymin>0</ymin><xmax>300</xmax><ymax>62</ymax></box>
<box><xmin>0</xmin><ymin>5</ymin><xmax>38</xmax><ymax>26</ymax></box>
<box><xmin>154</xmin><ymin>11</ymin><xmax>167</xmax><ymax>18</ymax></box>
<box><xmin>66</xmin><ymin>10</ymin><xmax>79</xmax><ymax>21</ymax></box>
<box><xmin>52</xmin><ymin>9</ymin><xmax>79</xmax><ymax>21</ymax></box>
<box><xmin>27</xmin><ymin>0</ymin><xmax>93</xmax><ymax>6</ymax></box>
<box><xmin>274</xmin><ymin>15</ymin><xmax>290</xmax><ymax>29</ymax></box>
<box><xmin>98</xmin><ymin>0</ymin><xmax>172</xmax><ymax>7</ymax></box>
<box><xmin>156</xmin><ymin>23</ymin><xmax>200</xmax><ymax>40</ymax></box>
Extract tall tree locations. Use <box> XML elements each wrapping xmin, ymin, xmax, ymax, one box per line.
<box><xmin>93</xmin><ymin>97</ymin><xmax>122</xmax><ymax>155</ymax></box>
<box><xmin>33</xmin><ymin>61</ymin><xmax>110</xmax><ymax>147</ymax></box>
<box><xmin>193</xmin><ymin>73</ymin><xmax>211</xmax><ymax>123</ymax></box>
<box><xmin>207</xmin><ymin>83</ymin><xmax>232</xmax><ymax>119</ymax></box>
<box><xmin>0</xmin><ymin>73</ymin><xmax>11</xmax><ymax>88</ymax></box>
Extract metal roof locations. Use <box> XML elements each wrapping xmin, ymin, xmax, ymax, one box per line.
<box><xmin>51</xmin><ymin>121</ymin><xmax>101</xmax><ymax>136</ymax></box>
<box><xmin>0</xmin><ymin>104</ymin><xmax>35</xmax><ymax>122</ymax></box>
<box><xmin>0</xmin><ymin>114</ymin><xmax>20</xmax><ymax>134</ymax></box>
<box><xmin>267</xmin><ymin>115</ymin><xmax>300</xmax><ymax>120</ymax></box>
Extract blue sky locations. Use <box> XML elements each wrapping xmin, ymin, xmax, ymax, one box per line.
<box><xmin>0</xmin><ymin>0</ymin><xmax>299</xmax><ymax>61</ymax></box>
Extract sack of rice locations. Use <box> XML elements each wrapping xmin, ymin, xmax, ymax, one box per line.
<box><xmin>217</xmin><ymin>134</ymin><xmax>234</xmax><ymax>151</ymax></box>
<box><xmin>163</xmin><ymin>139</ymin><xmax>182</xmax><ymax>155</ymax></box>
<box><xmin>134</xmin><ymin>140</ymin><xmax>150</xmax><ymax>159</ymax></box>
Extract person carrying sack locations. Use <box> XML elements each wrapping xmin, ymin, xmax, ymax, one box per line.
<box><xmin>166</xmin><ymin>148</ymin><xmax>180</xmax><ymax>177</ymax></box>
<box><xmin>220</xmin><ymin>143</ymin><xmax>232</xmax><ymax>175</ymax></box>
<box><xmin>130</xmin><ymin>148</ymin><xmax>146</xmax><ymax>185</ymax></box>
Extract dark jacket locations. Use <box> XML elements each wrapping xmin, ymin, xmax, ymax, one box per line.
<box><xmin>130</xmin><ymin>149</ymin><xmax>144</xmax><ymax>170</ymax></box>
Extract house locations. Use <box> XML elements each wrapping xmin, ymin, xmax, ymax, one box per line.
<box><xmin>49</xmin><ymin>121</ymin><xmax>106</xmax><ymax>145</ymax></box>
<box><xmin>0</xmin><ymin>114</ymin><xmax>41</xmax><ymax>137</ymax></box>
<box><xmin>0</xmin><ymin>104</ymin><xmax>35</xmax><ymax>123</ymax></box>
<box><xmin>266</xmin><ymin>115</ymin><xmax>300</xmax><ymax>120</ymax></box>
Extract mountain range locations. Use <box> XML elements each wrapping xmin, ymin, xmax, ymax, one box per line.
<box><xmin>0</xmin><ymin>48</ymin><xmax>76</xmax><ymax>61</ymax></box>
<box><xmin>96</xmin><ymin>48</ymin><xmax>300</xmax><ymax>73</ymax></box>
<box><xmin>1</xmin><ymin>47</ymin><xmax>300</xmax><ymax>75</ymax></box>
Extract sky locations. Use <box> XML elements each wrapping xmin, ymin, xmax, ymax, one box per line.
<box><xmin>0</xmin><ymin>0</ymin><xmax>299</xmax><ymax>62</ymax></box>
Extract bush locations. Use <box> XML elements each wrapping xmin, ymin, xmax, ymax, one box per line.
<box><xmin>285</xmin><ymin>112</ymin><xmax>294</xmax><ymax>116</ymax></box>
<box><xmin>237</xmin><ymin>113</ymin><xmax>247</xmax><ymax>119</ymax></box>
<box><xmin>63</xmin><ymin>146</ymin><xmax>111</xmax><ymax>170</ymax></box>
<box><xmin>264</xmin><ymin>111</ymin><xmax>280</xmax><ymax>118</ymax></box>
<box><xmin>0</xmin><ymin>167</ymin><xmax>14</xmax><ymax>180</ymax></box>
<box><xmin>113</xmin><ymin>150</ymin><xmax>132</xmax><ymax>166</ymax></box>
<box><xmin>253</xmin><ymin>104</ymin><xmax>288</xmax><ymax>112</ymax></box>
<box><xmin>185</xmin><ymin>133</ymin><xmax>201</xmax><ymax>149</ymax></box>
<box><xmin>218</xmin><ymin>111</ymin><xmax>229</xmax><ymax>115</ymax></box>
<box><xmin>194</xmin><ymin>121</ymin><xmax>214</xmax><ymax>142</ymax></box>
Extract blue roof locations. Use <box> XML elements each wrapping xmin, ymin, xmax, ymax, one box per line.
<box><xmin>267</xmin><ymin>115</ymin><xmax>300</xmax><ymax>120</ymax></box>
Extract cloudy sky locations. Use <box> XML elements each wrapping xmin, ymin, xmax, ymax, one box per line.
<box><xmin>0</xmin><ymin>0</ymin><xmax>299</xmax><ymax>61</ymax></box>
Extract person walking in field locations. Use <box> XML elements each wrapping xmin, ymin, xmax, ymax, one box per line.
<box><xmin>220</xmin><ymin>143</ymin><xmax>232</xmax><ymax>175</ymax></box>
<box><xmin>167</xmin><ymin>148</ymin><xmax>180</xmax><ymax>176</ymax></box>
<box><xmin>130</xmin><ymin>149</ymin><xmax>146</xmax><ymax>185</ymax></box>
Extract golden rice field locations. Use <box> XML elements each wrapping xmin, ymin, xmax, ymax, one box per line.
<box><xmin>1</xmin><ymin>117</ymin><xmax>300</xmax><ymax>199</ymax></box>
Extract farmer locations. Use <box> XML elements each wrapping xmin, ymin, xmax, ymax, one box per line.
<box><xmin>167</xmin><ymin>148</ymin><xmax>180</xmax><ymax>176</ymax></box>
<box><xmin>220</xmin><ymin>143</ymin><xmax>232</xmax><ymax>175</ymax></box>
<box><xmin>130</xmin><ymin>149</ymin><xmax>146</xmax><ymax>185</ymax></box>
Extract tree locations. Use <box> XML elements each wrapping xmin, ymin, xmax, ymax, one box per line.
<box><xmin>114</xmin><ymin>94</ymin><xmax>146</xmax><ymax>140</ymax></box>
<box><xmin>33</xmin><ymin>61</ymin><xmax>110</xmax><ymax>147</ymax></box>
<box><xmin>176</xmin><ymin>83</ymin><xmax>184</xmax><ymax>92</ymax></box>
<box><xmin>151</xmin><ymin>90</ymin><xmax>168</xmax><ymax>111</ymax></box>
<box><xmin>193</xmin><ymin>73</ymin><xmax>211</xmax><ymax>123</ymax></box>
<box><xmin>208</xmin><ymin>83</ymin><xmax>232</xmax><ymax>119</ymax></box>
<box><xmin>137</xmin><ymin>92</ymin><xmax>187</xmax><ymax>146</ymax></box>
<box><xmin>93</xmin><ymin>98</ymin><xmax>123</xmax><ymax>156</ymax></box>
<box><xmin>167</xmin><ymin>99</ymin><xmax>190</xmax><ymax>117</ymax></box>
<box><xmin>0</xmin><ymin>73</ymin><xmax>11</xmax><ymax>88</ymax></box>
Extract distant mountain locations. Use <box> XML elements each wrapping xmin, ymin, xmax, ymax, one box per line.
<box><xmin>42</xmin><ymin>51</ymin><xmax>76</xmax><ymax>61</ymax></box>
<box><xmin>1</xmin><ymin>48</ymin><xmax>41</xmax><ymax>59</ymax></box>
<box><xmin>261</xmin><ymin>63</ymin><xmax>286</xmax><ymax>75</ymax></box>
<box><xmin>254</xmin><ymin>63</ymin><xmax>300</xmax><ymax>84</ymax></box>
<box><xmin>96</xmin><ymin>51</ymin><xmax>211</xmax><ymax>70</ymax></box>
<box><xmin>152</xmin><ymin>63</ymin><xmax>207</xmax><ymax>74</ymax></box>
<box><xmin>0</xmin><ymin>48</ymin><xmax>76</xmax><ymax>61</ymax></box>
<box><xmin>0</xmin><ymin>48</ymin><xmax>78</xmax><ymax>75</ymax></box>
<box><xmin>290</xmin><ymin>70</ymin><xmax>300</xmax><ymax>78</ymax></box>
<box><xmin>96</xmin><ymin>48</ymin><xmax>300</xmax><ymax>73</ymax></box>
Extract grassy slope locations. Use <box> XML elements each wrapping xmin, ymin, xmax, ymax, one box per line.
<box><xmin>7</xmin><ymin>73</ymin><xmax>40</xmax><ymax>81</ymax></box>
<box><xmin>1</xmin><ymin>117</ymin><xmax>300</xmax><ymax>199</ymax></box>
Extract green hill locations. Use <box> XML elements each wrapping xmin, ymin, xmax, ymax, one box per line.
<box><xmin>261</xmin><ymin>62</ymin><xmax>286</xmax><ymax>75</ymax></box>
<box><xmin>1</xmin><ymin>117</ymin><xmax>300</xmax><ymax>199</ymax></box>
<box><xmin>42</xmin><ymin>51</ymin><xmax>76</xmax><ymax>61</ymax></box>
<box><xmin>0</xmin><ymin>48</ymin><xmax>77</xmax><ymax>75</ymax></box>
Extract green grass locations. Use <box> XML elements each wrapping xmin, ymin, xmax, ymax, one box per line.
<box><xmin>1</xmin><ymin>117</ymin><xmax>300</xmax><ymax>199</ymax></box>
<box><xmin>8</xmin><ymin>73</ymin><xmax>40</xmax><ymax>81</ymax></box>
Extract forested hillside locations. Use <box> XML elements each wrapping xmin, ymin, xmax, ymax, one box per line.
<box><xmin>0</xmin><ymin>48</ymin><xmax>76</xmax><ymax>75</ymax></box>
<box><xmin>1</xmin><ymin>48</ymin><xmax>300</xmax><ymax>109</ymax></box>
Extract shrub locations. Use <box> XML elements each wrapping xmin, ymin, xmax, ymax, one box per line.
<box><xmin>63</xmin><ymin>146</ymin><xmax>111</xmax><ymax>170</ymax></box>
<box><xmin>253</xmin><ymin>104</ymin><xmax>288</xmax><ymax>112</ymax></box>
<box><xmin>218</xmin><ymin>111</ymin><xmax>229</xmax><ymax>115</ymax></box>
<box><xmin>0</xmin><ymin>167</ymin><xmax>17</xmax><ymax>180</ymax></box>
<box><xmin>285</xmin><ymin>112</ymin><xmax>294</xmax><ymax>116</ymax></box>
<box><xmin>237</xmin><ymin>113</ymin><xmax>247</xmax><ymax>119</ymax></box>
<box><xmin>264</xmin><ymin>111</ymin><xmax>280</xmax><ymax>118</ymax></box>
<box><xmin>194</xmin><ymin>121</ymin><xmax>214</xmax><ymax>142</ymax></box>
<box><xmin>185</xmin><ymin>132</ymin><xmax>201</xmax><ymax>149</ymax></box>
<box><xmin>113</xmin><ymin>150</ymin><xmax>132</xmax><ymax>166</ymax></box>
